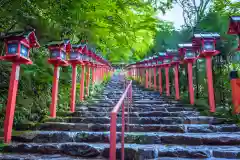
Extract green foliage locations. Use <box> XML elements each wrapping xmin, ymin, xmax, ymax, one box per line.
<box><xmin>0</xmin><ymin>0</ymin><xmax>173</xmax><ymax>63</ymax></box>
<box><xmin>0</xmin><ymin>0</ymin><xmax>175</xmax><ymax>130</ymax></box>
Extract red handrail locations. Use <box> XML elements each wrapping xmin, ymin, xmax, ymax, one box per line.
<box><xmin>109</xmin><ymin>79</ymin><xmax>132</xmax><ymax>160</ymax></box>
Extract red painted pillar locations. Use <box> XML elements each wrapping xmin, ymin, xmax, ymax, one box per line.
<box><xmin>100</xmin><ymin>68</ymin><xmax>103</xmax><ymax>81</ymax></box>
<box><xmin>187</xmin><ymin>62</ymin><xmax>194</xmax><ymax>105</ymax></box>
<box><xmin>96</xmin><ymin>67</ymin><xmax>99</xmax><ymax>83</ymax></box>
<box><xmin>148</xmin><ymin>68</ymin><xmax>152</xmax><ymax>88</ymax></box>
<box><xmin>145</xmin><ymin>68</ymin><xmax>148</xmax><ymax>88</ymax></box>
<box><xmin>92</xmin><ymin>66</ymin><xmax>95</xmax><ymax>85</ymax></box>
<box><xmin>70</xmin><ymin>64</ymin><xmax>77</xmax><ymax>112</ymax></box>
<box><xmin>50</xmin><ymin>65</ymin><xmax>60</xmax><ymax>118</ymax></box>
<box><xmin>174</xmin><ymin>65</ymin><xmax>180</xmax><ymax>100</ymax></box>
<box><xmin>80</xmin><ymin>65</ymin><xmax>85</xmax><ymax>101</ymax></box>
<box><xmin>165</xmin><ymin>67</ymin><xmax>170</xmax><ymax>96</ymax></box>
<box><xmin>85</xmin><ymin>65</ymin><xmax>90</xmax><ymax>97</ymax></box>
<box><xmin>158</xmin><ymin>67</ymin><xmax>162</xmax><ymax>95</ymax></box>
<box><xmin>231</xmin><ymin>78</ymin><xmax>240</xmax><ymax>114</ymax></box>
<box><xmin>140</xmin><ymin>68</ymin><xmax>143</xmax><ymax>84</ymax></box>
<box><xmin>154</xmin><ymin>67</ymin><xmax>157</xmax><ymax>90</ymax></box>
<box><xmin>4</xmin><ymin>63</ymin><xmax>20</xmax><ymax>143</ymax></box>
<box><xmin>206</xmin><ymin>56</ymin><xmax>215</xmax><ymax>112</ymax></box>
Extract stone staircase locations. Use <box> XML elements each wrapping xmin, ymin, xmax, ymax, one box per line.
<box><xmin>1</xmin><ymin>75</ymin><xmax>240</xmax><ymax>159</ymax></box>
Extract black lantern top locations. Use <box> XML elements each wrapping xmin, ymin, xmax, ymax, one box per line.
<box><xmin>228</xmin><ymin>16</ymin><xmax>240</xmax><ymax>35</ymax></box>
<box><xmin>0</xmin><ymin>29</ymin><xmax>40</xmax><ymax>64</ymax></box>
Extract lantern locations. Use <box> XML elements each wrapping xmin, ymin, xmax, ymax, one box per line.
<box><xmin>178</xmin><ymin>43</ymin><xmax>196</xmax><ymax>61</ymax></box>
<box><xmin>228</xmin><ymin>16</ymin><xmax>240</xmax><ymax>51</ymax></box>
<box><xmin>158</xmin><ymin>60</ymin><xmax>163</xmax><ymax>65</ymax></box>
<box><xmin>47</xmin><ymin>40</ymin><xmax>71</xmax><ymax>66</ymax></box>
<box><xmin>167</xmin><ymin>49</ymin><xmax>179</xmax><ymax>64</ymax></box>
<box><xmin>0</xmin><ymin>30</ymin><xmax>40</xmax><ymax>64</ymax></box>
<box><xmin>228</xmin><ymin>16</ymin><xmax>240</xmax><ymax>35</ymax></box>
<box><xmin>70</xmin><ymin>44</ymin><xmax>81</xmax><ymax>60</ymax></box>
<box><xmin>81</xmin><ymin>43</ymin><xmax>88</xmax><ymax>62</ymax></box>
<box><xmin>1</xmin><ymin>29</ymin><xmax>40</xmax><ymax>144</ymax></box>
<box><xmin>163</xmin><ymin>59</ymin><xmax>171</xmax><ymax>64</ymax></box>
<box><xmin>184</xmin><ymin>48</ymin><xmax>196</xmax><ymax>59</ymax></box>
<box><xmin>193</xmin><ymin>33</ymin><xmax>220</xmax><ymax>57</ymax></box>
<box><xmin>202</xmin><ymin>40</ymin><xmax>215</xmax><ymax>51</ymax></box>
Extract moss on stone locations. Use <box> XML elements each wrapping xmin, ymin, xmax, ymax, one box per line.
<box><xmin>14</xmin><ymin>121</ymin><xmax>41</xmax><ymax>131</ymax></box>
<box><xmin>56</xmin><ymin>111</ymin><xmax>72</xmax><ymax>117</ymax></box>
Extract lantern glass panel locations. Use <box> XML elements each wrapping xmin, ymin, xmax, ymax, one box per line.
<box><xmin>89</xmin><ymin>56</ymin><xmax>93</xmax><ymax>62</ymax></box>
<box><xmin>184</xmin><ymin>50</ymin><xmax>195</xmax><ymax>59</ymax></box>
<box><xmin>172</xmin><ymin>56</ymin><xmax>179</xmax><ymax>62</ymax></box>
<box><xmin>203</xmin><ymin>40</ymin><xmax>215</xmax><ymax>51</ymax></box>
<box><xmin>7</xmin><ymin>43</ymin><xmax>18</xmax><ymax>55</ymax></box>
<box><xmin>60</xmin><ymin>51</ymin><xmax>66</xmax><ymax>60</ymax></box>
<box><xmin>20</xmin><ymin>44</ymin><xmax>29</xmax><ymax>58</ymax></box>
<box><xmin>50</xmin><ymin>50</ymin><xmax>60</xmax><ymax>59</ymax></box>
<box><xmin>70</xmin><ymin>52</ymin><xmax>80</xmax><ymax>60</ymax></box>
<box><xmin>158</xmin><ymin>61</ymin><xmax>162</xmax><ymax>64</ymax></box>
<box><xmin>84</xmin><ymin>56</ymin><xmax>89</xmax><ymax>61</ymax></box>
<box><xmin>163</xmin><ymin>59</ymin><xmax>171</xmax><ymax>64</ymax></box>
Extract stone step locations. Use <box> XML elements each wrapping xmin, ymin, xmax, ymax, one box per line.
<box><xmin>44</xmin><ymin>116</ymin><xmax>228</xmax><ymax>125</ymax></box>
<box><xmin>37</xmin><ymin>122</ymin><xmax>240</xmax><ymax>133</ymax></box>
<box><xmin>75</xmin><ymin>106</ymin><xmax>195</xmax><ymax>112</ymax></box>
<box><xmin>133</xmin><ymin>100</ymin><xmax>180</xmax><ymax>104</ymax></box>
<box><xmin>3</xmin><ymin>143</ymin><xmax>240</xmax><ymax>159</ymax></box>
<box><xmin>12</xmin><ymin>131</ymin><xmax>240</xmax><ymax>145</ymax></box>
<box><xmin>69</xmin><ymin>111</ymin><xmax>200</xmax><ymax>118</ymax></box>
<box><xmin>80</xmin><ymin>103</ymin><xmax>193</xmax><ymax>108</ymax></box>
<box><xmin>0</xmin><ymin>153</ymin><xmax>106</xmax><ymax>160</ymax></box>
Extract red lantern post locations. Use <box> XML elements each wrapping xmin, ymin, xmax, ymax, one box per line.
<box><xmin>91</xmin><ymin>53</ymin><xmax>97</xmax><ymax>86</ymax></box>
<box><xmin>79</xmin><ymin>44</ymin><xmax>88</xmax><ymax>101</ymax></box>
<box><xmin>156</xmin><ymin>52</ymin><xmax>167</xmax><ymax>95</ymax></box>
<box><xmin>68</xmin><ymin>44</ymin><xmax>85</xmax><ymax>112</ymax></box>
<box><xmin>160</xmin><ymin>52</ymin><xmax>171</xmax><ymax>96</ymax></box>
<box><xmin>152</xmin><ymin>57</ymin><xmax>158</xmax><ymax>91</ymax></box>
<box><xmin>145</xmin><ymin>61</ymin><xmax>149</xmax><ymax>88</ymax></box>
<box><xmin>148</xmin><ymin>64</ymin><xmax>152</xmax><ymax>88</ymax></box>
<box><xmin>227</xmin><ymin>16</ymin><xmax>240</xmax><ymax>113</ymax></box>
<box><xmin>157</xmin><ymin>59</ymin><xmax>163</xmax><ymax>95</ymax></box>
<box><xmin>158</xmin><ymin>67</ymin><xmax>163</xmax><ymax>94</ymax></box>
<box><xmin>193</xmin><ymin>33</ymin><xmax>221</xmax><ymax>112</ymax></box>
<box><xmin>167</xmin><ymin>49</ymin><xmax>182</xmax><ymax>100</ymax></box>
<box><xmin>179</xmin><ymin>43</ymin><xmax>196</xmax><ymax>105</ymax></box>
<box><xmin>85</xmin><ymin>52</ymin><xmax>91</xmax><ymax>97</ymax></box>
<box><xmin>0</xmin><ymin>30</ymin><xmax>40</xmax><ymax>143</ymax></box>
<box><xmin>47</xmin><ymin>40</ymin><xmax>71</xmax><ymax>117</ymax></box>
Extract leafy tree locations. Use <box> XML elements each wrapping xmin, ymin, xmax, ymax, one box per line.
<box><xmin>0</xmin><ymin>0</ymin><xmax>174</xmax><ymax>129</ymax></box>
